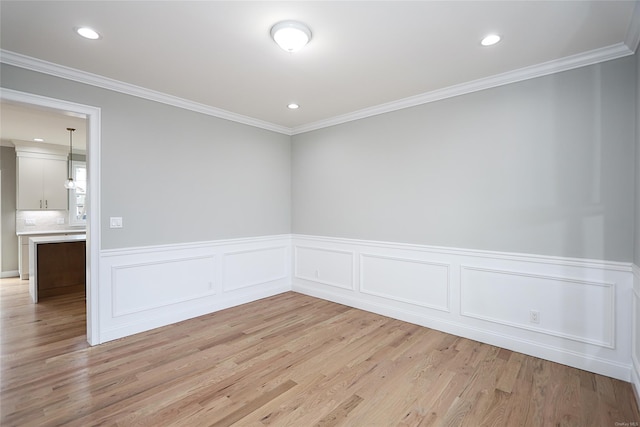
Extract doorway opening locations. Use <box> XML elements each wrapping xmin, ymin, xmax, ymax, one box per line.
<box><xmin>1</xmin><ymin>88</ymin><xmax>101</xmax><ymax>345</ymax></box>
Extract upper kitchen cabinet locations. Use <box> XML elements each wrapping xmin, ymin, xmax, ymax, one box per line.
<box><xmin>14</xmin><ymin>141</ymin><xmax>68</xmax><ymax>210</ymax></box>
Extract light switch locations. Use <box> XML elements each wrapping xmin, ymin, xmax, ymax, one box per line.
<box><xmin>109</xmin><ymin>217</ymin><xmax>123</xmax><ymax>228</ymax></box>
<box><xmin>25</xmin><ymin>218</ymin><xmax>36</xmax><ymax>226</ymax></box>
<box><xmin>57</xmin><ymin>218</ymin><xmax>65</xmax><ymax>225</ymax></box>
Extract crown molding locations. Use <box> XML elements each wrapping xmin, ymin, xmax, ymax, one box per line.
<box><xmin>626</xmin><ymin>1</ymin><xmax>640</xmax><ymax>53</ymax></box>
<box><xmin>1</xmin><ymin>42</ymin><xmax>634</xmax><ymax>138</ymax></box>
<box><xmin>291</xmin><ymin>42</ymin><xmax>634</xmax><ymax>135</ymax></box>
<box><xmin>0</xmin><ymin>50</ymin><xmax>293</xmax><ymax>136</ymax></box>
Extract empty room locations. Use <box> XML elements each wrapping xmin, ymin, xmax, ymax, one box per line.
<box><xmin>1</xmin><ymin>1</ymin><xmax>639</xmax><ymax>425</ymax></box>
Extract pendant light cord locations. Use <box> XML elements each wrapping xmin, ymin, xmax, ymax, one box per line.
<box><xmin>67</xmin><ymin>127</ymin><xmax>75</xmax><ymax>179</ymax></box>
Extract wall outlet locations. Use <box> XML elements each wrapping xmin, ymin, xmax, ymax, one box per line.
<box><xmin>25</xmin><ymin>218</ymin><xmax>36</xmax><ymax>226</ymax></box>
<box><xmin>109</xmin><ymin>217</ymin><xmax>123</xmax><ymax>228</ymax></box>
<box><xmin>56</xmin><ymin>218</ymin><xmax>65</xmax><ymax>225</ymax></box>
<box><xmin>529</xmin><ymin>310</ymin><xmax>540</xmax><ymax>324</ymax></box>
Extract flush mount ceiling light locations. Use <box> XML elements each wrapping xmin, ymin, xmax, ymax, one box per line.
<box><xmin>271</xmin><ymin>21</ymin><xmax>311</xmax><ymax>52</ymax></box>
<box><xmin>75</xmin><ymin>26</ymin><xmax>100</xmax><ymax>40</ymax></box>
<box><xmin>481</xmin><ymin>34</ymin><xmax>501</xmax><ymax>46</ymax></box>
<box><xmin>33</xmin><ymin>138</ymin><xmax>44</xmax><ymax>142</ymax></box>
<box><xmin>287</xmin><ymin>103</ymin><xmax>300</xmax><ymax>110</ymax></box>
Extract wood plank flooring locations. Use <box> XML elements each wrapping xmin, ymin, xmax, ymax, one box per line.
<box><xmin>1</xmin><ymin>277</ymin><xmax>639</xmax><ymax>426</ymax></box>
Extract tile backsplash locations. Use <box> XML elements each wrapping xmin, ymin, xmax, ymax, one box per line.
<box><xmin>16</xmin><ymin>210</ymin><xmax>85</xmax><ymax>233</ymax></box>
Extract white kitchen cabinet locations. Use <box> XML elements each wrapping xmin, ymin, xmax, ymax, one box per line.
<box><xmin>17</xmin><ymin>156</ymin><xmax>68</xmax><ymax>210</ymax></box>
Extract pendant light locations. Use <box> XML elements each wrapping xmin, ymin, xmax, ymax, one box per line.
<box><xmin>64</xmin><ymin>127</ymin><xmax>76</xmax><ymax>190</ymax></box>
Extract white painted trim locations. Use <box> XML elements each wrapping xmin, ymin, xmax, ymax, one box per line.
<box><xmin>359</xmin><ymin>253</ymin><xmax>451</xmax><ymax>313</ymax></box>
<box><xmin>111</xmin><ymin>254</ymin><xmax>217</xmax><ymax>317</ymax></box>
<box><xmin>293</xmin><ymin>234</ymin><xmax>632</xmax><ymax>272</ymax></box>
<box><xmin>98</xmin><ymin>235</ymin><xmax>291</xmax><ymax>343</ymax></box>
<box><xmin>0</xmin><ymin>50</ymin><xmax>292</xmax><ymax>136</ymax></box>
<box><xmin>14</xmin><ymin>151</ymin><xmax>68</xmax><ymax>161</ymax></box>
<box><xmin>626</xmin><ymin>1</ymin><xmax>640</xmax><ymax>53</ymax></box>
<box><xmin>13</xmin><ymin>140</ymin><xmax>68</xmax><ymax>157</ymax></box>
<box><xmin>100</xmin><ymin>234</ymin><xmax>292</xmax><ymax>257</ymax></box>
<box><xmin>632</xmin><ymin>264</ymin><xmax>640</xmax><ymax>409</ymax></box>
<box><xmin>0</xmin><ymin>270</ymin><xmax>19</xmax><ymax>278</ymax></box>
<box><xmin>292</xmin><ymin>234</ymin><xmax>634</xmax><ymax>381</ymax></box>
<box><xmin>460</xmin><ymin>265</ymin><xmax>615</xmax><ymax>348</ymax></box>
<box><xmin>0</xmin><ymin>88</ymin><xmax>101</xmax><ymax>345</ymax></box>
<box><xmin>2</xmin><ymin>41</ymin><xmax>634</xmax><ymax>137</ymax></box>
<box><xmin>291</xmin><ymin>43</ymin><xmax>634</xmax><ymax>134</ymax></box>
<box><xmin>293</xmin><ymin>280</ymin><xmax>632</xmax><ymax>381</ymax></box>
<box><xmin>293</xmin><ymin>245</ymin><xmax>356</xmax><ymax>290</ymax></box>
<box><xmin>222</xmin><ymin>246</ymin><xmax>289</xmax><ymax>292</ymax></box>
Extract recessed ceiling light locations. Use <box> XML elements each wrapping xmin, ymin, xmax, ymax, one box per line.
<box><xmin>33</xmin><ymin>138</ymin><xmax>44</xmax><ymax>142</ymax></box>
<box><xmin>481</xmin><ymin>34</ymin><xmax>501</xmax><ymax>46</ymax></box>
<box><xmin>76</xmin><ymin>27</ymin><xmax>101</xmax><ymax>40</ymax></box>
<box><xmin>287</xmin><ymin>103</ymin><xmax>300</xmax><ymax>110</ymax></box>
<box><xmin>271</xmin><ymin>21</ymin><xmax>312</xmax><ymax>53</ymax></box>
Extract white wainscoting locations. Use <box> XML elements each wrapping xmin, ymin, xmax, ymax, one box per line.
<box><xmin>292</xmin><ymin>234</ymin><xmax>634</xmax><ymax>381</ymax></box>
<box><xmin>460</xmin><ymin>266</ymin><xmax>614</xmax><ymax>348</ymax></box>
<box><xmin>360</xmin><ymin>253</ymin><xmax>450</xmax><ymax>312</ymax></box>
<box><xmin>632</xmin><ymin>264</ymin><xmax>640</xmax><ymax>406</ymax></box>
<box><xmin>223</xmin><ymin>246</ymin><xmax>288</xmax><ymax>292</ymax></box>
<box><xmin>98</xmin><ymin>235</ymin><xmax>291</xmax><ymax>343</ymax></box>
<box><xmin>295</xmin><ymin>246</ymin><xmax>355</xmax><ymax>290</ymax></box>
<box><xmin>94</xmin><ymin>233</ymin><xmax>636</xmax><ymax>384</ymax></box>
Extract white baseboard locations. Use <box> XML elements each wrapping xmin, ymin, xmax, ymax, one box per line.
<box><xmin>97</xmin><ymin>235</ymin><xmax>291</xmax><ymax>343</ymax></box>
<box><xmin>1</xmin><ymin>270</ymin><xmax>19</xmax><ymax>278</ymax></box>
<box><xmin>292</xmin><ymin>234</ymin><xmax>634</xmax><ymax>381</ymax></box>
<box><xmin>632</xmin><ymin>264</ymin><xmax>640</xmax><ymax>408</ymax></box>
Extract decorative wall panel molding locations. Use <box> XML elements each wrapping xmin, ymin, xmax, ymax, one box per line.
<box><xmin>359</xmin><ymin>253</ymin><xmax>450</xmax><ymax>312</ymax></box>
<box><xmin>94</xmin><ymin>232</ymin><xmax>635</xmax><ymax>382</ymax></box>
<box><xmin>223</xmin><ymin>246</ymin><xmax>288</xmax><ymax>292</ymax></box>
<box><xmin>99</xmin><ymin>235</ymin><xmax>291</xmax><ymax>343</ymax></box>
<box><xmin>112</xmin><ymin>255</ymin><xmax>216</xmax><ymax>317</ymax></box>
<box><xmin>294</xmin><ymin>246</ymin><xmax>355</xmax><ymax>290</ymax></box>
<box><xmin>292</xmin><ymin>234</ymin><xmax>634</xmax><ymax>381</ymax></box>
<box><xmin>460</xmin><ymin>265</ymin><xmax>614</xmax><ymax>348</ymax></box>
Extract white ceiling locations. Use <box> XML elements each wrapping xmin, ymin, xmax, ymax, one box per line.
<box><xmin>1</xmin><ymin>1</ymin><xmax>639</xmax><ymax>139</ymax></box>
<box><xmin>0</xmin><ymin>102</ymin><xmax>87</xmax><ymax>150</ymax></box>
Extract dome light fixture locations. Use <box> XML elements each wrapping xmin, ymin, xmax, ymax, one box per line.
<box><xmin>481</xmin><ymin>34</ymin><xmax>501</xmax><ymax>46</ymax></box>
<box><xmin>76</xmin><ymin>26</ymin><xmax>101</xmax><ymax>40</ymax></box>
<box><xmin>271</xmin><ymin>21</ymin><xmax>311</xmax><ymax>52</ymax></box>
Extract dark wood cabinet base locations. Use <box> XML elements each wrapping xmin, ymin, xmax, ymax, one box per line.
<box><xmin>36</xmin><ymin>241</ymin><xmax>86</xmax><ymax>299</ymax></box>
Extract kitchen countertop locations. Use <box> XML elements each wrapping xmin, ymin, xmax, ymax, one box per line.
<box><xmin>29</xmin><ymin>234</ymin><xmax>87</xmax><ymax>245</ymax></box>
<box><xmin>17</xmin><ymin>229</ymin><xmax>86</xmax><ymax>236</ymax></box>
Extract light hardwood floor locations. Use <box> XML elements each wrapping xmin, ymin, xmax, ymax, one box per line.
<box><xmin>1</xmin><ymin>277</ymin><xmax>639</xmax><ymax>426</ymax></box>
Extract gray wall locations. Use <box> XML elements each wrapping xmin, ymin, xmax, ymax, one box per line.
<box><xmin>0</xmin><ymin>146</ymin><xmax>17</xmax><ymax>273</ymax></box>
<box><xmin>635</xmin><ymin>50</ymin><xmax>640</xmax><ymax>267</ymax></box>
<box><xmin>292</xmin><ymin>56</ymin><xmax>636</xmax><ymax>262</ymax></box>
<box><xmin>0</xmin><ymin>64</ymin><xmax>291</xmax><ymax>250</ymax></box>
<box><xmin>2</xmin><ymin>55</ymin><xmax>637</xmax><ymax>262</ymax></box>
